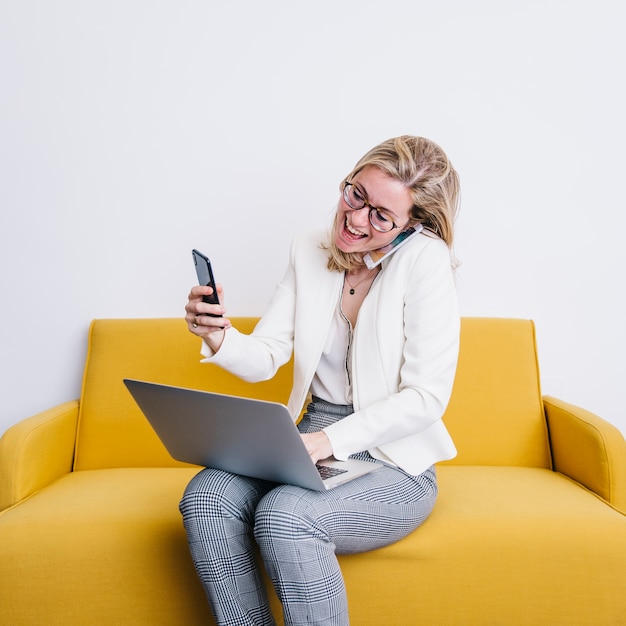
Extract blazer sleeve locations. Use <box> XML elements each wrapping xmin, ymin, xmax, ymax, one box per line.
<box><xmin>199</xmin><ymin>242</ymin><xmax>298</xmax><ymax>382</ymax></box>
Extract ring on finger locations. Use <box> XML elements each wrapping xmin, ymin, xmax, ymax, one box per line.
<box><xmin>192</xmin><ymin>315</ymin><xmax>199</xmax><ymax>328</ymax></box>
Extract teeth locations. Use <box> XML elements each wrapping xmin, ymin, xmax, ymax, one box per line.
<box><xmin>345</xmin><ymin>218</ymin><xmax>366</xmax><ymax>237</ymax></box>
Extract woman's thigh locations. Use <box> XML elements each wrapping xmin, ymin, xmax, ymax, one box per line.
<box><xmin>255</xmin><ymin>464</ymin><xmax>437</xmax><ymax>554</ymax></box>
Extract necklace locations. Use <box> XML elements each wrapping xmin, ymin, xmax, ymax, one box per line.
<box><xmin>345</xmin><ymin>269</ymin><xmax>377</xmax><ymax>295</ymax></box>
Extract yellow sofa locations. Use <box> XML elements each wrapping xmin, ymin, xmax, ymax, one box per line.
<box><xmin>1</xmin><ymin>317</ymin><xmax>625</xmax><ymax>625</ymax></box>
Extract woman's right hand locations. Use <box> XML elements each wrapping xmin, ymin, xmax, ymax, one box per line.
<box><xmin>185</xmin><ymin>284</ymin><xmax>231</xmax><ymax>352</ymax></box>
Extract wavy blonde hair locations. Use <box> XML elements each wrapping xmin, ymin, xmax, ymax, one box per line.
<box><xmin>325</xmin><ymin>135</ymin><xmax>460</xmax><ymax>272</ymax></box>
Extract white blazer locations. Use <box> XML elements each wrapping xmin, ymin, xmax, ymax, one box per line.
<box><xmin>202</xmin><ymin>230</ymin><xmax>460</xmax><ymax>475</ymax></box>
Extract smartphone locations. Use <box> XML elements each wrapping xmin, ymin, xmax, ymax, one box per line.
<box><xmin>363</xmin><ymin>224</ymin><xmax>423</xmax><ymax>269</ymax></box>
<box><xmin>192</xmin><ymin>249</ymin><xmax>222</xmax><ymax>317</ymax></box>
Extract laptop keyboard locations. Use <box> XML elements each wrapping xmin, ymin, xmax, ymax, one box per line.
<box><xmin>316</xmin><ymin>464</ymin><xmax>349</xmax><ymax>480</ymax></box>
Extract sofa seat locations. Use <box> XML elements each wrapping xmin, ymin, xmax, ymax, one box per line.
<box><xmin>340</xmin><ymin>466</ymin><xmax>626</xmax><ymax>625</ymax></box>
<box><xmin>0</xmin><ymin>467</ymin><xmax>210</xmax><ymax>625</ymax></box>
<box><xmin>2</xmin><ymin>464</ymin><xmax>624</xmax><ymax>625</ymax></box>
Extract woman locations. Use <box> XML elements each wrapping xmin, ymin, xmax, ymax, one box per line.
<box><xmin>181</xmin><ymin>135</ymin><xmax>461</xmax><ymax>626</ymax></box>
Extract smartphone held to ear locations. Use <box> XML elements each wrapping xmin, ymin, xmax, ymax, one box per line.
<box><xmin>192</xmin><ymin>249</ymin><xmax>222</xmax><ymax>317</ymax></box>
<box><xmin>363</xmin><ymin>224</ymin><xmax>423</xmax><ymax>269</ymax></box>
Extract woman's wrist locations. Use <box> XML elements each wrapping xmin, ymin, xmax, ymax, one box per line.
<box><xmin>202</xmin><ymin>329</ymin><xmax>226</xmax><ymax>355</ymax></box>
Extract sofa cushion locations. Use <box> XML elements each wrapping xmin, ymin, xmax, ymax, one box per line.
<box><xmin>0</xmin><ymin>468</ymin><xmax>212</xmax><ymax>624</ymax></box>
<box><xmin>2</xmin><ymin>465</ymin><xmax>624</xmax><ymax>625</ymax></box>
<box><xmin>339</xmin><ymin>465</ymin><xmax>626</xmax><ymax>624</ymax></box>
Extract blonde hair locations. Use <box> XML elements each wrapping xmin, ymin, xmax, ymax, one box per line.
<box><xmin>326</xmin><ymin>135</ymin><xmax>460</xmax><ymax>272</ymax></box>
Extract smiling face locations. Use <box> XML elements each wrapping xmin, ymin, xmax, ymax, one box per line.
<box><xmin>333</xmin><ymin>165</ymin><xmax>414</xmax><ymax>255</ymax></box>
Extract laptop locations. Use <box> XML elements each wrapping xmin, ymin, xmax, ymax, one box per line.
<box><xmin>123</xmin><ymin>379</ymin><xmax>382</xmax><ymax>491</ymax></box>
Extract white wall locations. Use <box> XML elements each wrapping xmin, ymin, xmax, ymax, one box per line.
<box><xmin>1</xmin><ymin>0</ymin><xmax>625</xmax><ymax>439</ymax></box>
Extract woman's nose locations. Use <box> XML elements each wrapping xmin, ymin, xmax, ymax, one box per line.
<box><xmin>350</xmin><ymin>207</ymin><xmax>370</xmax><ymax>228</ymax></box>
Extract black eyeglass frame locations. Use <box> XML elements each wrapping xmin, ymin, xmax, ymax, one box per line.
<box><xmin>341</xmin><ymin>180</ymin><xmax>405</xmax><ymax>233</ymax></box>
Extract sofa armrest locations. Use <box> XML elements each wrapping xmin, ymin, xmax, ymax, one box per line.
<box><xmin>0</xmin><ymin>400</ymin><xmax>79</xmax><ymax>511</ymax></box>
<box><xmin>544</xmin><ymin>395</ymin><xmax>626</xmax><ymax>512</ymax></box>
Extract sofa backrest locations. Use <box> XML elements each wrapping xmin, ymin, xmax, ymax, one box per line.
<box><xmin>74</xmin><ymin>317</ymin><xmax>551</xmax><ymax>471</ymax></box>
<box><xmin>441</xmin><ymin>317</ymin><xmax>551</xmax><ymax>468</ymax></box>
<box><xmin>74</xmin><ymin>318</ymin><xmax>293</xmax><ymax>470</ymax></box>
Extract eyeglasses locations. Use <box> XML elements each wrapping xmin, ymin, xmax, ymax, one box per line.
<box><xmin>342</xmin><ymin>181</ymin><xmax>402</xmax><ymax>233</ymax></box>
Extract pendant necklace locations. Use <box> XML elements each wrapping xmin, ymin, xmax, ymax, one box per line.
<box><xmin>345</xmin><ymin>269</ymin><xmax>377</xmax><ymax>295</ymax></box>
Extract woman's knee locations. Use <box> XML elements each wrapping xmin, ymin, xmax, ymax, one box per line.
<box><xmin>254</xmin><ymin>485</ymin><xmax>323</xmax><ymax>543</ymax></box>
<box><xmin>179</xmin><ymin>468</ymin><xmax>262</xmax><ymax>522</ymax></box>
<box><xmin>180</xmin><ymin>468</ymin><xmax>223</xmax><ymax>518</ymax></box>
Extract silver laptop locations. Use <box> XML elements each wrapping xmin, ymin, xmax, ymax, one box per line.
<box><xmin>123</xmin><ymin>379</ymin><xmax>382</xmax><ymax>491</ymax></box>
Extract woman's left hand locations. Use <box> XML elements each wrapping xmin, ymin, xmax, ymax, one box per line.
<box><xmin>300</xmin><ymin>431</ymin><xmax>333</xmax><ymax>464</ymax></box>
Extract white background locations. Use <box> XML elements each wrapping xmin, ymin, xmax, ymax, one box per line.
<box><xmin>1</xmin><ymin>1</ymin><xmax>625</xmax><ymax>439</ymax></box>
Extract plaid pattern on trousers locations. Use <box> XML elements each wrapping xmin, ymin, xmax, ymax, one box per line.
<box><xmin>179</xmin><ymin>397</ymin><xmax>438</xmax><ymax>626</ymax></box>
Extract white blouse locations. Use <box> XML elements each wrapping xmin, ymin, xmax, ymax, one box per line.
<box><xmin>309</xmin><ymin>293</ymin><xmax>353</xmax><ymax>405</ymax></box>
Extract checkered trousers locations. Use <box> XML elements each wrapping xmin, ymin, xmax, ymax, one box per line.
<box><xmin>179</xmin><ymin>398</ymin><xmax>438</xmax><ymax>626</ymax></box>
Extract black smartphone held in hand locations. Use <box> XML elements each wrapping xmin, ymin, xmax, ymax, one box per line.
<box><xmin>192</xmin><ymin>249</ymin><xmax>222</xmax><ymax>317</ymax></box>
